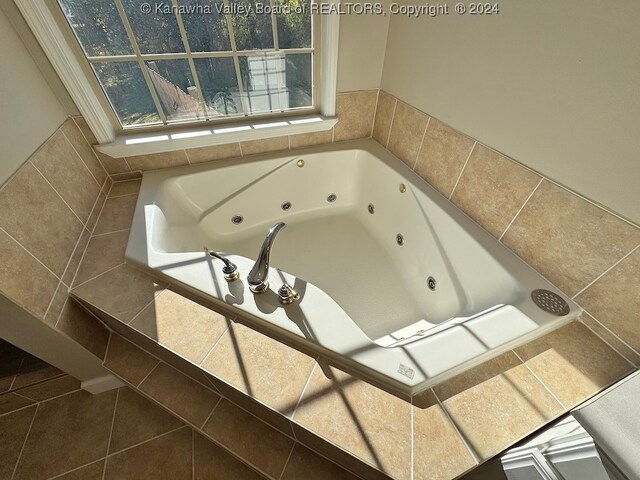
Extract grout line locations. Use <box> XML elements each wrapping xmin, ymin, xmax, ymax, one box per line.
<box><xmin>278</xmin><ymin>443</ymin><xmax>296</xmax><ymax>480</ymax></box>
<box><xmin>53</xmin><ymin>296</ymin><xmax>70</xmax><ymax>329</ymax></box>
<box><xmin>290</xmin><ymin>360</ymin><xmax>318</xmax><ymax>420</ymax></box>
<box><xmin>68</xmin><ymin>227</ymin><xmax>101</xmax><ymax>289</ymax></box>
<box><xmin>106</xmin><ymin>425</ymin><xmax>188</xmax><ymax>459</ymax></box>
<box><xmin>571</xmin><ymin>244</ymin><xmax>639</xmax><ymax>299</ymax></box>
<box><xmin>102</xmin><ymin>388</ymin><xmax>120</xmax><ymax>480</ymax></box>
<box><xmin>42</xmin><ymin>281</ymin><xmax>65</xmax><ymax>325</ymax></box>
<box><xmin>370</xmin><ymin>89</ymin><xmax>380</xmax><ymax>138</ymax></box>
<box><xmin>59</xmin><ymin>128</ymin><xmax>102</xmax><ymax>188</ymax></box>
<box><xmin>579</xmin><ymin>307</ymin><xmax>640</xmax><ymax>360</ymax></box>
<box><xmin>238</xmin><ymin>142</ymin><xmax>244</xmax><ymax>157</ymax></box>
<box><xmin>448</xmin><ymin>141</ymin><xmax>476</xmax><ymax>200</ymax></box>
<box><xmin>431</xmin><ymin>388</ymin><xmax>482</xmax><ymax>464</ymax></box>
<box><xmin>184</xmin><ymin>149</ymin><xmax>191</xmax><ymax>165</ymax></box>
<box><xmin>10</xmin><ymin>403</ymin><xmax>39</xmax><ymax>480</ymax></box>
<box><xmin>0</xmin><ymin>227</ymin><xmax>61</xmax><ymax>282</ymax></box>
<box><xmin>512</xmin><ymin>350</ymin><xmax>566</xmax><ymax>410</ymax></box>
<box><xmin>71</xmin><ymin>262</ymin><xmax>126</xmax><ymax>290</ymax></box>
<box><xmin>47</xmin><ymin>459</ymin><xmax>105</xmax><ymax>480</ymax></box>
<box><xmin>384</xmin><ymin>98</ymin><xmax>398</xmax><ymax>148</ymax></box>
<box><xmin>136</xmin><ymin>360</ymin><xmax>161</xmax><ymax>388</ymax></box>
<box><xmin>412</xmin><ymin>116</ymin><xmax>431</xmax><ymax>171</ymax></box>
<box><xmin>91</xmin><ymin>228</ymin><xmax>131</xmax><ymax>238</ymax></box>
<box><xmin>123</xmin><ymin>158</ymin><xmax>133</xmax><ymax>172</ymax></box>
<box><xmin>30</xmin><ymin>161</ymin><xmax>86</xmax><ymax>226</ymax></box>
<box><xmin>198</xmin><ymin>321</ymin><xmax>234</xmax><ymax>369</ymax></box>
<box><xmin>498</xmin><ymin>177</ymin><xmax>544</xmax><ymax>241</ymax></box>
<box><xmin>200</xmin><ymin>396</ymin><xmax>221</xmax><ymax>429</ymax></box>
<box><xmin>578</xmin><ymin>317</ymin><xmax>637</xmax><ymax>369</ymax></box>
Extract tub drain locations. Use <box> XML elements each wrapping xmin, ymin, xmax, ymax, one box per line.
<box><xmin>531</xmin><ymin>289</ymin><xmax>570</xmax><ymax>316</ymax></box>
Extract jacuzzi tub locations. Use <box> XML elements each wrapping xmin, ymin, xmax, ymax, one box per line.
<box><xmin>126</xmin><ymin>139</ymin><xmax>580</xmax><ymax>395</ymax></box>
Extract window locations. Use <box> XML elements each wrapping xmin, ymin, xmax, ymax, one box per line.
<box><xmin>57</xmin><ymin>0</ymin><xmax>317</xmax><ymax>129</ymax></box>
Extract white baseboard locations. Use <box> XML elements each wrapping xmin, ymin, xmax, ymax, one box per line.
<box><xmin>81</xmin><ymin>374</ymin><xmax>125</xmax><ymax>394</ymax></box>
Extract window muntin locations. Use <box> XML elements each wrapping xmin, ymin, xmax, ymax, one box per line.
<box><xmin>57</xmin><ymin>0</ymin><xmax>314</xmax><ymax>129</ymax></box>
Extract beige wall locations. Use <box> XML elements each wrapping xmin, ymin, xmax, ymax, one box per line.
<box><xmin>0</xmin><ymin>6</ymin><xmax>68</xmax><ymax>185</ymax></box>
<box><xmin>381</xmin><ymin>0</ymin><xmax>640</xmax><ymax>224</ymax></box>
<box><xmin>337</xmin><ymin>7</ymin><xmax>391</xmax><ymax>92</ymax></box>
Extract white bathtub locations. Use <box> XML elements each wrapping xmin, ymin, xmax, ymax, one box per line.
<box><xmin>126</xmin><ymin>139</ymin><xmax>580</xmax><ymax>394</ymax></box>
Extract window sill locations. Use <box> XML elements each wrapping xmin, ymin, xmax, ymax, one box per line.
<box><xmin>94</xmin><ymin>115</ymin><xmax>338</xmax><ymax>158</ymax></box>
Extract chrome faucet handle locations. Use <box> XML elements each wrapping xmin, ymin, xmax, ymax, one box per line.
<box><xmin>277</xmin><ymin>283</ymin><xmax>299</xmax><ymax>305</ymax></box>
<box><xmin>247</xmin><ymin>222</ymin><xmax>287</xmax><ymax>294</ymax></box>
<box><xmin>204</xmin><ymin>247</ymin><xmax>240</xmax><ymax>282</ymax></box>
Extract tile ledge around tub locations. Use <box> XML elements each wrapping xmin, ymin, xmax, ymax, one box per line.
<box><xmin>68</xmin><ymin>292</ymin><xmax>394</xmax><ymax>480</ymax></box>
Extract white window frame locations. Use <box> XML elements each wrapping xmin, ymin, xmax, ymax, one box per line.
<box><xmin>15</xmin><ymin>0</ymin><xmax>340</xmax><ymax>157</ymax></box>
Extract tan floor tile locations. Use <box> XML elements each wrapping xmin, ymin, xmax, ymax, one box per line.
<box><xmin>0</xmin><ymin>405</ymin><xmax>37</xmax><ymax>480</ymax></box>
<box><xmin>93</xmin><ymin>195</ymin><xmax>138</xmax><ymax>235</ymax></box>
<box><xmin>61</xmin><ymin>118</ymin><xmax>107</xmax><ymax>186</ymax></box>
<box><xmin>0</xmin><ymin>230</ymin><xmax>59</xmax><ymax>319</ymax></box>
<box><xmin>14</xmin><ymin>390</ymin><xmax>117</xmax><ymax>479</ymax></box>
<box><xmin>576</xmin><ymin>248</ymin><xmax>640</xmax><ymax>351</ymax></box>
<box><xmin>289</xmin><ymin>129</ymin><xmax>333</xmax><ymax>149</ymax></box>
<box><xmin>293</xmin><ymin>364</ymin><xmax>411</xmax><ymax>479</ymax></box>
<box><xmin>56</xmin><ymin>299</ymin><xmax>110</xmax><ymax>359</ymax></box>
<box><xmin>109</xmin><ymin>179</ymin><xmax>141</xmax><ymax>198</ymax></box>
<box><xmin>580</xmin><ymin>313</ymin><xmax>640</xmax><ymax>366</ymax></box>
<box><xmin>434</xmin><ymin>352</ymin><xmax>563</xmax><ymax>459</ymax></box>
<box><xmin>139</xmin><ymin>363</ymin><xmax>219</xmax><ymax>427</ymax></box>
<box><xmin>31</xmin><ymin>130</ymin><xmax>101</xmax><ymax>223</ymax></box>
<box><xmin>372</xmin><ymin>90</ymin><xmax>396</xmax><ymax>146</ymax></box>
<box><xmin>515</xmin><ymin>322</ymin><xmax>633</xmax><ymax>409</ymax></box>
<box><xmin>17</xmin><ymin>375</ymin><xmax>81</xmax><ymax>402</ymax></box>
<box><xmin>241</xmin><ymin>136</ymin><xmax>289</xmax><ymax>156</ymax></box>
<box><xmin>334</xmin><ymin>90</ymin><xmax>377</xmax><ymax>142</ymax></box>
<box><xmin>186</xmin><ymin>143</ymin><xmax>242</xmax><ymax>163</ymax></box>
<box><xmin>451</xmin><ymin>145</ymin><xmax>541</xmax><ymax>238</ymax></box>
<box><xmin>502</xmin><ymin>181</ymin><xmax>640</xmax><ymax>296</ymax></box>
<box><xmin>194</xmin><ymin>432</ymin><xmax>265</xmax><ymax>480</ymax></box>
<box><xmin>0</xmin><ymin>375</ymin><xmax>14</xmax><ymax>394</ymax></box>
<box><xmin>62</xmin><ymin>229</ymin><xmax>90</xmax><ymax>287</ymax></box>
<box><xmin>202</xmin><ymin>399</ymin><xmax>293</xmax><ymax>478</ymax></box>
<box><xmin>201</xmin><ymin>322</ymin><xmax>315</xmax><ymax>416</ymax></box>
<box><xmin>104</xmin><ymin>334</ymin><xmax>159</xmax><ymax>386</ymax></box>
<box><xmin>387</xmin><ymin>101</ymin><xmax>429</xmax><ymax>168</ymax></box>
<box><xmin>281</xmin><ymin>444</ymin><xmax>359</xmax><ymax>480</ymax></box>
<box><xmin>0</xmin><ymin>162</ymin><xmax>84</xmax><ymax>277</ymax></box>
<box><xmin>130</xmin><ymin>290</ymin><xmax>230</xmax><ymax>365</ymax></box>
<box><xmin>412</xmin><ymin>390</ymin><xmax>477</xmax><ymax>480</ymax></box>
<box><xmin>54</xmin><ymin>460</ymin><xmax>105</xmax><ymax>480</ymax></box>
<box><xmin>74</xmin><ymin>230</ymin><xmax>129</xmax><ymax>286</ymax></box>
<box><xmin>0</xmin><ymin>393</ymin><xmax>35</xmax><ymax>416</ymax></box>
<box><xmin>125</xmin><ymin>150</ymin><xmax>189</xmax><ymax>171</ymax></box>
<box><xmin>109</xmin><ymin>387</ymin><xmax>183</xmax><ymax>453</ymax></box>
<box><xmin>104</xmin><ymin>427</ymin><xmax>191</xmax><ymax>479</ymax></box>
<box><xmin>414</xmin><ymin>119</ymin><xmax>475</xmax><ymax>198</ymax></box>
<box><xmin>72</xmin><ymin>264</ymin><xmax>166</xmax><ymax>323</ymax></box>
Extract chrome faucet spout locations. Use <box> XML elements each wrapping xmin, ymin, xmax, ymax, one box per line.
<box><xmin>247</xmin><ymin>222</ymin><xmax>286</xmax><ymax>293</ymax></box>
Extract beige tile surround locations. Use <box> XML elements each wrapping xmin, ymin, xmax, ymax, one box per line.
<box><xmin>2</xmin><ymin>89</ymin><xmax>638</xmax><ymax>480</ymax></box>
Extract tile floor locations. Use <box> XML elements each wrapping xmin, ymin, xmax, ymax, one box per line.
<box><xmin>0</xmin><ymin>340</ymin><xmax>358</xmax><ymax>480</ymax></box>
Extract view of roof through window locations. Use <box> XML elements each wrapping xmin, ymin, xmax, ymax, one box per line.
<box><xmin>57</xmin><ymin>0</ymin><xmax>314</xmax><ymax>128</ymax></box>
